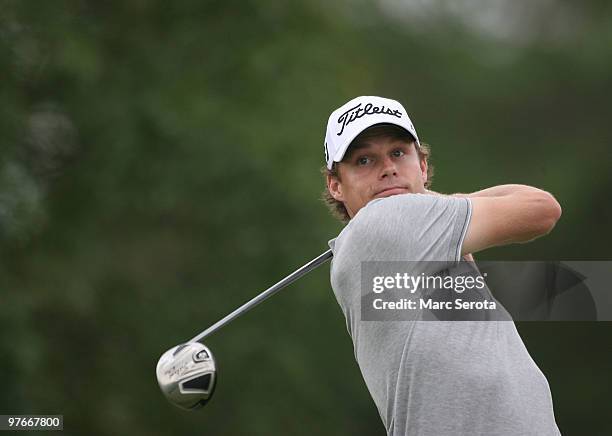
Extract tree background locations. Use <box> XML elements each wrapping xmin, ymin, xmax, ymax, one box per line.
<box><xmin>1</xmin><ymin>1</ymin><xmax>610</xmax><ymax>435</ymax></box>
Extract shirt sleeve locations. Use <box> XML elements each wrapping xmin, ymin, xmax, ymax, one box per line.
<box><xmin>342</xmin><ymin>193</ymin><xmax>472</xmax><ymax>263</ymax></box>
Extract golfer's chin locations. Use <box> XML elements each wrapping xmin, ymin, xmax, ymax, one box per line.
<box><xmin>373</xmin><ymin>187</ymin><xmax>411</xmax><ymax>199</ymax></box>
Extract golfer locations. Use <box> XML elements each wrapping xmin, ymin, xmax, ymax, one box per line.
<box><xmin>322</xmin><ymin>96</ymin><xmax>562</xmax><ymax>435</ymax></box>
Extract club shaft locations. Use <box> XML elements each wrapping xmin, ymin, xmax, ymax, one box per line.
<box><xmin>189</xmin><ymin>249</ymin><xmax>333</xmax><ymax>343</ymax></box>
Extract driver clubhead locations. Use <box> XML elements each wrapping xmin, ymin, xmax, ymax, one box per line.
<box><xmin>156</xmin><ymin>342</ymin><xmax>217</xmax><ymax>410</ymax></box>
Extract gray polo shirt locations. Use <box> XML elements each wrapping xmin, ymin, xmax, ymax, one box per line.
<box><xmin>329</xmin><ymin>193</ymin><xmax>561</xmax><ymax>436</ymax></box>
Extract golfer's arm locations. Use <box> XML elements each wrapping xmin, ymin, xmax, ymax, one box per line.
<box><xmin>448</xmin><ymin>184</ymin><xmax>541</xmax><ymax>199</ymax></box>
<box><xmin>460</xmin><ymin>186</ymin><xmax>562</xmax><ymax>255</ymax></box>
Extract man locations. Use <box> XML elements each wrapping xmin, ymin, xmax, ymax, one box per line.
<box><xmin>322</xmin><ymin>96</ymin><xmax>562</xmax><ymax>435</ymax></box>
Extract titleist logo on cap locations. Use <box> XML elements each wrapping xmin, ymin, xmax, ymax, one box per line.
<box><xmin>336</xmin><ymin>102</ymin><xmax>403</xmax><ymax>136</ymax></box>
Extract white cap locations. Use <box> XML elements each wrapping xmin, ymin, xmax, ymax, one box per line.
<box><xmin>323</xmin><ymin>96</ymin><xmax>420</xmax><ymax>170</ymax></box>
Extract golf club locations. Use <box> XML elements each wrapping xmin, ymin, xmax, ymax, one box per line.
<box><xmin>156</xmin><ymin>248</ymin><xmax>333</xmax><ymax>410</ymax></box>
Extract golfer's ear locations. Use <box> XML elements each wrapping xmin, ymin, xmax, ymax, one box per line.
<box><xmin>327</xmin><ymin>174</ymin><xmax>344</xmax><ymax>202</ymax></box>
<box><xmin>420</xmin><ymin>157</ymin><xmax>428</xmax><ymax>184</ymax></box>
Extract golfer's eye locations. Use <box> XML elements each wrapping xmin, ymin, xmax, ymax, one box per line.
<box><xmin>391</xmin><ymin>149</ymin><xmax>405</xmax><ymax>158</ymax></box>
<box><xmin>356</xmin><ymin>156</ymin><xmax>372</xmax><ymax>166</ymax></box>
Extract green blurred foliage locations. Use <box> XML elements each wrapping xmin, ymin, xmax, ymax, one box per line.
<box><xmin>0</xmin><ymin>0</ymin><xmax>610</xmax><ymax>435</ymax></box>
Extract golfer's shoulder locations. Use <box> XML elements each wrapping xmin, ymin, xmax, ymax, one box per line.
<box><xmin>353</xmin><ymin>193</ymin><xmax>447</xmax><ymax>224</ymax></box>
<box><xmin>337</xmin><ymin>194</ymin><xmax>437</xmax><ymax>244</ymax></box>
<box><xmin>342</xmin><ymin>193</ymin><xmax>467</xmax><ymax>244</ymax></box>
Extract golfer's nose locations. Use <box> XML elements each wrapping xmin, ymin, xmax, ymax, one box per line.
<box><xmin>380</xmin><ymin>155</ymin><xmax>397</xmax><ymax>179</ymax></box>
